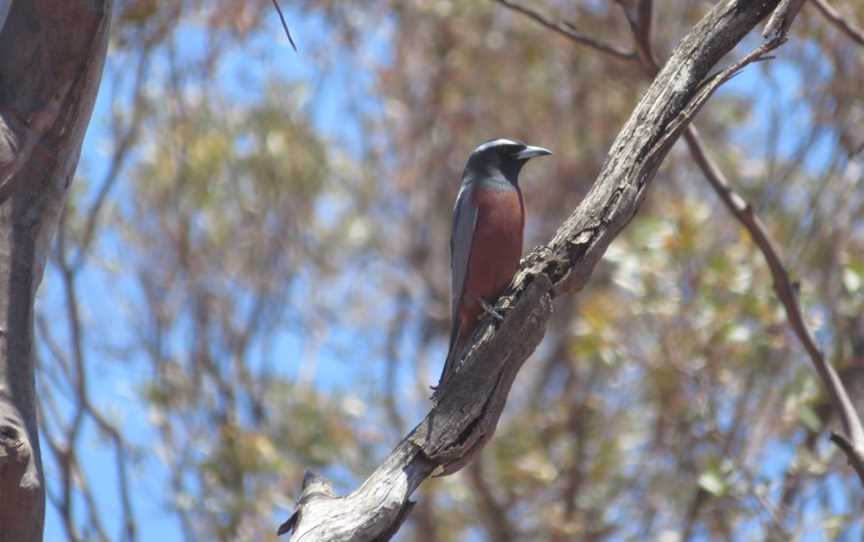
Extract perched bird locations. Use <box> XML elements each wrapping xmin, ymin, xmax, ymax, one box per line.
<box><xmin>437</xmin><ymin>138</ymin><xmax>551</xmax><ymax>390</ymax></box>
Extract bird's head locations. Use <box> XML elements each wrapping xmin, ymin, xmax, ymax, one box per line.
<box><xmin>464</xmin><ymin>138</ymin><xmax>552</xmax><ymax>186</ymax></box>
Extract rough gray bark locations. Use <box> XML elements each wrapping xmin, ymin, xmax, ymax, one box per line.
<box><xmin>279</xmin><ymin>0</ymin><xmax>794</xmax><ymax>540</ymax></box>
<box><xmin>0</xmin><ymin>2</ymin><xmax>111</xmax><ymax>541</ymax></box>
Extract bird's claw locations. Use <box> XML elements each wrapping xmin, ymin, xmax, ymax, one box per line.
<box><xmin>478</xmin><ymin>298</ymin><xmax>504</xmax><ymax>322</ymax></box>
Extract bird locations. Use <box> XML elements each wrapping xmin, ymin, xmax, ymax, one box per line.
<box><xmin>436</xmin><ymin>138</ymin><xmax>551</xmax><ymax>391</ymax></box>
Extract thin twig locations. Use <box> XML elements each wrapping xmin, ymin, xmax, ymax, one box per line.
<box><xmin>494</xmin><ymin>0</ymin><xmax>636</xmax><ymax>62</ymax></box>
<box><xmin>271</xmin><ymin>0</ymin><xmax>298</xmax><ymax>52</ymax></box>
<box><xmin>811</xmin><ymin>0</ymin><xmax>864</xmax><ymax>47</ymax></box>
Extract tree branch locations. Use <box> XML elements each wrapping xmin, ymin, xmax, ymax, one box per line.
<box><xmin>493</xmin><ymin>0</ymin><xmax>636</xmax><ymax>62</ymax></box>
<box><xmin>271</xmin><ymin>0</ymin><xmax>298</xmax><ymax>52</ymax></box>
<box><xmin>279</xmin><ymin>1</ymin><xmax>793</xmax><ymax>539</ymax></box>
<box><xmin>763</xmin><ymin>0</ymin><xmax>807</xmax><ymax>39</ymax></box>
<box><xmin>613</xmin><ymin>0</ymin><xmax>864</xmax><ymax>486</ymax></box>
<box><xmin>512</xmin><ymin>0</ymin><xmax>864</xmax><ymax>491</ymax></box>
<box><xmin>830</xmin><ymin>432</ymin><xmax>864</xmax><ymax>483</ymax></box>
<box><xmin>681</xmin><ymin>127</ymin><xmax>864</xmax><ymax>485</ymax></box>
<box><xmin>811</xmin><ymin>0</ymin><xmax>864</xmax><ymax>47</ymax></box>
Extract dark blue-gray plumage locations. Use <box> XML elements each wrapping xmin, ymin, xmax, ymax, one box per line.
<box><xmin>438</xmin><ymin>138</ymin><xmax>551</xmax><ymax>389</ymax></box>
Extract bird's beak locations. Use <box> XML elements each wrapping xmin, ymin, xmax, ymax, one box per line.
<box><xmin>516</xmin><ymin>145</ymin><xmax>552</xmax><ymax>160</ymax></box>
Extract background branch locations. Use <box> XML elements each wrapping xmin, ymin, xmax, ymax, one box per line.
<box><xmin>618</xmin><ymin>0</ymin><xmax>864</xmax><ymax>485</ymax></box>
<box><xmin>493</xmin><ymin>0</ymin><xmax>636</xmax><ymax>61</ymax></box>
<box><xmin>505</xmin><ymin>0</ymin><xmax>864</xmax><ymax>489</ymax></box>
<box><xmin>811</xmin><ymin>0</ymin><xmax>864</xmax><ymax>47</ymax></box>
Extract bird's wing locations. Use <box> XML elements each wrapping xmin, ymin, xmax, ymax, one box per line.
<box><xmin>449</xmin><ymin>182</ymin><xmax>478</xmax><ymax>349</ymax></box>
<box><xmin>436</xmin><ymin>182</ymin><xmax>479</xmax><ymax>391</ymax></box>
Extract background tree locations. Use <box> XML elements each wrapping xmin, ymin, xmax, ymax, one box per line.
<box><xmin>31</xmin><ymin>0</ymin><xmax>864</xmax><ymax>541</ymax></box>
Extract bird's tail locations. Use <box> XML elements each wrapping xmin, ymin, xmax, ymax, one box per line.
<box><xmin>437</xmin><ymin>343</ymin><xmax>458</xmax><ymax>390</ymax></box>
<box><xmin>434</xmin><ymin>320</ymin><xmax>463</xmax><ymax>397</ymax></box>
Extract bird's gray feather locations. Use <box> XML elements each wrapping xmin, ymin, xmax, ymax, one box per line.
<box><xmin>438</xmin><ymin>182</ymin><xmax>478</xmax><ymax>387</ymax></box>
<box><xmin>450</xmin><ymin>183</ymin><xmax>477</xmax><ymax>335</ymax></box>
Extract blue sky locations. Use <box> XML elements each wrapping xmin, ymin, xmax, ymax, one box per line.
<box><xmin>40</xmin><ymin>6</ymin><xmax>395</xmax><ymax>541</ymax></box>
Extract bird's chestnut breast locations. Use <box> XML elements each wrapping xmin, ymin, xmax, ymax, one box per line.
<box><xmin>463</xmin><ymin>187</ymin><xmax>525</xmax><ymax>302</ymax></box>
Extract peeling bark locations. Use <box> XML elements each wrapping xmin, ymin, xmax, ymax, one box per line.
<box><xmin>0</xmin><ymin>2</ymin><xmax>111</xmax><ymax>541</ymax></box>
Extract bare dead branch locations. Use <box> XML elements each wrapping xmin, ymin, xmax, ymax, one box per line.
<box><xmin>281</xmin><ymin>275</ymin><xmax>552</xmax><ymax>540</ymax></box>
<box><xmin>681</xmin><ymin>127</ymin><xmax>864</xmax><ymax>478</ymax></box>
<box><xmin>811</xmin><ymin>0</ymin><xmax>864</xmax><ymax>47</ymax></box>
<box><xmin>496</xmin><ymin>0</ymin><xmax>864</xmax><ymax>525</ymax></box>
<box><xmin>279</xmin><ymin>1</ymin><xmax>795</xmax><ymax>539</ymax></box>
<box><xmin>764</xmin><ymin>0</ymin><xmax>807</xmax><ymax>39</ymax></box>
<box><xmin>613</xmin><ymin>0</ymin><xmax>864</xmax><ymax>485</ymax></box>
<box><xmin>613</xmin><ymin>0</ymin><xmax>655</xmax><ymax>67</ymax></box>
<box><xmin>494</xmin><ymin>0</ymin><xmax>636</xmax><ymax>62</ymax></box>
<box><xmin>830</xmin><ymin>432</ymin><xmax>864</xmax><ymax>484</ymax></box>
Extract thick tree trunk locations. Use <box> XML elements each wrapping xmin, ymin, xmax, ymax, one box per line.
<box><xmin>0</xmin><ymin>1</ymin><xmax>111</xmax><ymax>541</ymax></box>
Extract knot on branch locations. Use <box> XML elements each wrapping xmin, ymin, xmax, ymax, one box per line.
<box><xmin>0</xmin><ymin>415</ymin><xmax>40</xmax><ymax>498</ymax></box>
